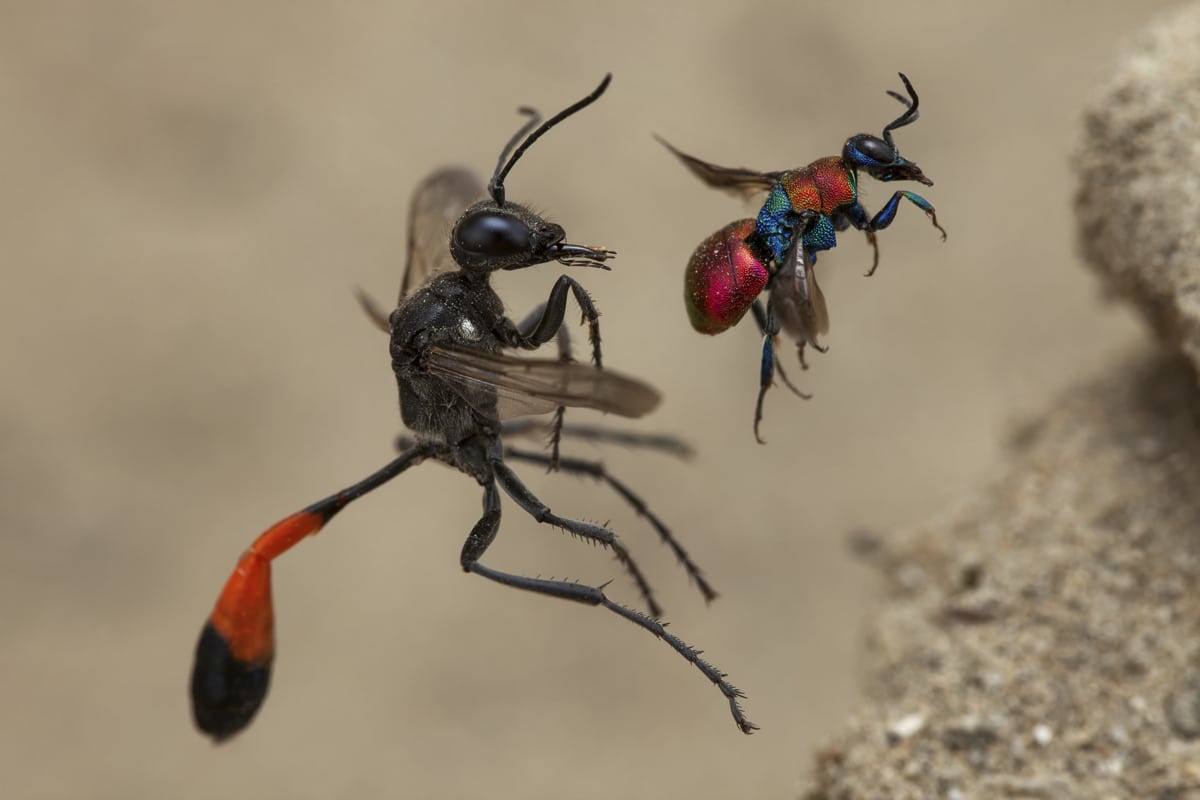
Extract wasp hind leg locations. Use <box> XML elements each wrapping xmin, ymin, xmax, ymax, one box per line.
<box><xmin>502</xmin><ymin>443</ymin><xmax>717</xmax><ymax>603</ymax></box>
<box><xmin>461</xmin><ymin>475</ymin><xmax>756</xmax><ymax>734</ymax></box>
<box><xmin>750</xmin><ymin>300</ymin><xmax>812</xmax><ymax>445</ymax></box>
<box><xmin>488</xmin><ymin>450</ymin><xmax>661</xmax><ymax>617</ymax></box>
<box><xmin>500</xmin><ymin>419</ymin><xmax>693</xmax><ymax>460</ymax></box>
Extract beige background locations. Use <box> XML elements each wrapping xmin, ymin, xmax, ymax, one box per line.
<box><xmin>0</xmin><ymin>2</ymin><xmax>1168</xmax><ymax>798</ymax></box>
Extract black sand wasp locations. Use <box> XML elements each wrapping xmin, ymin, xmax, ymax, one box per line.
<box><xmin>189</xmin><ymin>75</ymin><xmax>755</xmax><ymax>741</ymax></box>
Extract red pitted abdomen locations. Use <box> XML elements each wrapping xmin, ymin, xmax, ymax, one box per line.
<box><xmin>683</xmin><ymin>219</ymin><xmax>768</xmax><ymax>334</ymax></box>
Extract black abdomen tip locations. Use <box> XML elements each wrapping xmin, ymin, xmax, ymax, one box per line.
<box><xmin>190</xmin><ymin>622</ymin><xmax>272</xmax><ymax>742</ymax></box>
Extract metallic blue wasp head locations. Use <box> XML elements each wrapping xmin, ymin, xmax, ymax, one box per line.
<box><xmin>842</xmin><ymin>72</ymin><xmax>933</xmax><ymax>187</ymax></box>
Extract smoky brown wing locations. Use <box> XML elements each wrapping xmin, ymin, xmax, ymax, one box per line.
<box><xmin>425</xmin><ymin>345</ymin><xmax>662</xmax><ymax>420</ymax></box>
<box><xmin>399</xmin><ymin>167</ymin><xmax>484</xmax><ymax>302</ymax></box>
<box><xmin>655</xmin><ymin>135</ymin><xmax>777</xmax><ymax>203</ymax></box>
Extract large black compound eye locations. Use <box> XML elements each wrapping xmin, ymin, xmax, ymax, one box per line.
<box><xmin>454</xmin><ymin>211</ymin><xmax>533</xmax><ymax>258</ymax></box>
<box><xmin>845</xmin><ymin>135</ymin><xmax>897</xmax><ymax>167</ymax></box>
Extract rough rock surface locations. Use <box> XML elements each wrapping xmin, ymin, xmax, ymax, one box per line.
<box><xmin>1076</xmin><ymin>3</ymin><xmax>1200</xmax><ymax>371</ymax></box>
<box><xmin>804</xmin><ymin>352</ymin><xmax>1200</xmax><ymax>799</ymax></box>
<box><xmin>805</xmin><ymin>5</ymin><xmax>1200</xmax><ymax>798</ymax></box>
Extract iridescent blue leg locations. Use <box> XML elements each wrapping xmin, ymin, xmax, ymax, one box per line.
<box><xmin>864</xmin><ymin>191</ymin><xmax>946</xmax><ymax>276</ymax></box>
<box><xmin>751</xmin><ymin>300</ymin><xmax>812</xmax><ymax>390</ymax></box>
<box><xmin>751</xmin><ymin>303</ymin><xmax>811</xmax><ymax>444</ymax></box>
<box><xmin>833</xmin><ymin>203</ymin><xmax>882</xmax><ymax>276</ymax></box>
<box><xmin>755</xmin><ymin>324</ymin><xmax>775</xmax><ymax>445</ymax></box>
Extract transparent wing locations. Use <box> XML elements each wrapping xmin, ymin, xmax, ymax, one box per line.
<box><xmin>425</xmin><ymin>345</ymin><xmax>661</xmax><ymax>421</ymax></box>
<box><xmin>771</xmin><ymin>246</ymin><xmax>831</xmax><ymax>347</ymax></box>
<box><xmin>809</xmin><ymin>266</ymin><xmax>830</xmax><ymax>336</ymax></box>
<box><xmin>399</xmin><ymin>167</ymin><xmax>484</xmax><ymax>302</ymax></box>
<box><xmin>655</xmin><ymin>135</ymin><xmax>777</xmax><ymax>203</ymax></box>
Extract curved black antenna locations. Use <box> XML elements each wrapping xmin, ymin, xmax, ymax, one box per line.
<box><xmin>491</xmin><ymin>106</ymin><xmax>542</xmax><ymax>199</ymax></box>
<box><xmin>881</xmin><ymin>72</ymin><xmax>921</xmax><ymax>147</ymax></box>
<box><xmin>488</xmin><ymin>73</ymin><xmax>613</xmax><ymax>206</ymax></box>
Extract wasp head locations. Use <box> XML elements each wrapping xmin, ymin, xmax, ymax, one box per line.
<box><xmin>453</xmin><ymin>74</ymin><xmax>615</xmax><ymax>275</ymax></box>
<box><xmin>842</xmin><ymin>134</ymin><xmax>932</xmax><ymax>186</ymax></box>
<box><xmin>842</xmin><ymin>72</ymin><xmax>933</xmax><ymax>187</ymax></box>
<box><xmin>450</xmin><ymin>202</ymin><xmax>613</xmax><ymax>273</ymax></box>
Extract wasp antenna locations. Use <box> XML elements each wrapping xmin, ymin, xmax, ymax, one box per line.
<box><xmin>490</xmin><ymin>107</ymin><xmax>542</xmax><ymax>206</ymax></box>
<box><xmin>881</xmin><ymin>72</ymin><xmax>921</xmax><ymax>146</ymax></box>
<box><xmin>487</xmin><ymin>73</ymin><xmax>613</xmax><ymax>206</ymax></box>
<box><xmin>354</xmin><ymin>288</ymin><xmax>391</xmax><ymax>333</ymax></box>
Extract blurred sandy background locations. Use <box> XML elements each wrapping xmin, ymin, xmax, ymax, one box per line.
<box><xmin>0</xmin><ymin>2</ymin><xmax>1170</xmax><ymax>798</ymax></box>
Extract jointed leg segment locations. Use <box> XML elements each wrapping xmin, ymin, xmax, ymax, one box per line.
<box><xmin>507</xmin><ymin>275</ymin><xmax>603</xmax><ymax>367</ymax></box>
<box><xmin>490</xmin><ymin>453</ymin><xmax>662</xmax><ymax>617</ymax></box>
<box><xmin>860</xmin><ymin>192</ymin><xmax>946</xmax><ymax>276</ymax></box>
<box><xmin>504</xmin><ymin>444</ymin><xmax>718</xmax><ymax>603</ymax></box>
<box><xmin>460</xmin><ymin>460</ymin><xmax>756</xmax><ymax>734</ymax></box>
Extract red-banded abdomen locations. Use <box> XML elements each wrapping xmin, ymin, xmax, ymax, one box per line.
<box><xmin>684</xmin><ymin>219</ymin><xmax>768</xmax><ymax>334</ymax></box>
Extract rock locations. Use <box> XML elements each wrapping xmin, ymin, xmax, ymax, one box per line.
<box><xmin>804</xmin><ymin>352</ymin><xmax>1200</xmax><ymax>797</ymax></box>
<box><xmin>1165</xmin><ymin>678</ymin><xmax>1200</xmax><ymax>740</ymax></box>
<box><xmin>1076</xmin><ymin>3</ymin><xmax>1200</xmax><ymax>373</ymax></box>
<box><xmin>886</xmin><ymin>712</ymin><xmax>927</xmax><ymax>744</ymax></box>
<box><xmin>805</xmin><ymin>5</ymin><xmax>1200</xmax><ymax>796</ymax></box>
<box><xmin>1031</xmin><ymin>724</ymin><xmax>1053</xmax><ymax>747</ymax></box>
